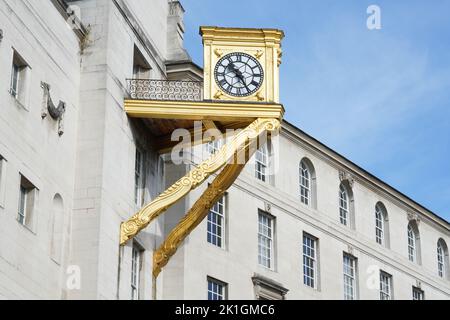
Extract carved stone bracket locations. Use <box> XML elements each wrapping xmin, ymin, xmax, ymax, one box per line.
<box><xmin>41</xmin><ymin>82</ymin><xmax>66</xmax><ymax>136</ymax></box>
<box><xmin>407</xmin><ymin>212</ymin><xmax>421</xmax><ymax>225</ymax></box>
<box><xmin>120</xmin><ymin>118</ymin><xmax>281</xmax><ymax>246</ymax></box>
<box><xmin>339</xmin><ymin>170</ymin><xmax>354</xmax><ymax>188</ymax></box>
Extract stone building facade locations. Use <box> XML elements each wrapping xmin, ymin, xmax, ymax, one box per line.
<box><xmin>0</xmin><ymin>0</ymin><xmax>448</xmax><ymax>300</ymax></box>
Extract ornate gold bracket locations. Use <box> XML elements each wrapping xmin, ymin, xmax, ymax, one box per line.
<box><xmin>120</xmin><ymin>118</ymin><xmax>280</xmax><ymax>246</ymax></box>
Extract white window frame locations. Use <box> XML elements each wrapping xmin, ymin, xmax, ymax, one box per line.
<box><xmin>206</xmin><ymin>139</ymin><xmax>222</xmax><ymax>156</ymax></box>
<box><xmin>375</xmin><ymin>204</ymin><xmax>385</xmax><ymax>245</ymax></box>
<box><xmin>379</xmin><ymin>271</ymin><xmax>392</xmax><ymax>300</ymax></box>
<box><xmin>412</xmin><ymin>286</ymin><xmax>424</xmax><ymax>300</ymax></box>
<box><xmin>17</xmin><ymin>175</ymin><xmax>36</xmax><ymax>229</ymax></box>
<box><xmin>0</xmin><ymin>156</ymin><xmax>6</xmax><ymax>208</ymax></box>
<box><xmin>9</xmin><ymin>50</ymin><xmax>30</xmax><ymax>106</ymax></box>
<box><xmin>339</xmin><ymin>185</ymin><xmax>349</xmax><ymax>226</ymax></box>
<box><xmin>255</xmin><ymin>144</ymin><xmax>268</xmax><ymax>182</ymax></box>
<box><xmin>303</xmin><ymin>233</ymin><xmax>318</xmax><ymax>289</ymax></box>
<box><xmin>437</xmin><ymin>241</ymin><xmax>445</xmax><ymax>278</ymax></box>
<box><xmin>299</xmin><ymin>161</ymin><xmax>311</xmax><ymax>206</ymax></box>
<box><xmin>207</xmin><ymin>196</ymin><xmax>226</xmax><ymax>248</ymax></box>
<box><xmin>131</xmin><ymin>243</ymin><xmax>143</xmax><ymax>300</ymax></box>
<box><xmin>343</xmin><ymin>254</ymin><xmax>357</xmax><ymax>300</ymax></box>
<box><xmin>258</xmin><ymin>212</ymin><xmax>274</xmax><ymax>269</ymax></box>
<box><xmin>207</xmin><ymin>277</ymin><xmax>227</xmax><ymax>300</ymax></box>
<box><xmin>408</xmin><ymin>224</ymin><xmax>416</xmax><ymax>262</ymax></box>
<box><xmin>10</xmin><ymin>62</ymin><xmax>20</xmax><ymax>99</ymax></box>
<box><xmin>134</xmin><ymin>148</ymin><xmax>145</xmax><ymax>207</ymax></box>
<box><xmin>18</xmin><ymin>185</ymin><xmax>27</xmax><ymax>225</ymax></box>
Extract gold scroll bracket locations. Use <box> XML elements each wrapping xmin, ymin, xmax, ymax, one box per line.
<box><xmin>120</xmin><ymin>118</ymin><xmax>281</xmax><ymax>246</ymax></box>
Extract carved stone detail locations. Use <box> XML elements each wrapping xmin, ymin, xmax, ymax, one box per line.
<box><xmin>120</xmin><ymin>118</ymin><xmax>281</xmax><ymax>245</ymax></box>
<box><xmin>339</xmin><ymin>170</ymin><xmax>354</xmax><ymax>188</ymax></box>
<box><xmin>407</xmin><ymin>212</ymin><xmax>421</xmax><ymax>225</ymax></box>
<box><xmin>41</xmin><ymin>82</ymin><xmax>66</xmax><ymax>136</ymax></box>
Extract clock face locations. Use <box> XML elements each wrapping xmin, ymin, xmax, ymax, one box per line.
<box><xmin>214</xmin><ymin>52</ymin><xmax>264</xmax><ymax>97</ymax></box>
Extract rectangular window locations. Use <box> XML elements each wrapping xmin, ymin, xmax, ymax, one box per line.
<box><xmin>412</xmin><ymin>287</ymin><xmax>424</xmax><ymax>300</ymax></box>
<box><xmin>255</xmin><ymin>146</ymin><xmax>268</xmax><ymax>182</ymax></box>
<box><xmin>303</xmin><ymin>233</ymin><xmax>318</xmax><ymax>289</ymax></box>
<box><xmin>343</xmin><ymin>254</ymin><xmax>357</xmax><ymax>300</ymax></box>
<box><xmin>207</xmin><ymin>196</ymin><xmax>225</xmax><ymax>248</ymax></box>
<box><xmin>17</xmin><ymin>175</ymin><xmax>37</xmax><ymax>229</ymax></box>
<box><xmin>131</xmin><ymin>243</ymin><xmax>143</xmax><ymax>300</ymax></box>
<box><xmin>206</xmin><ymin>140</ymin><xmax>221</xmax><ymax>156</ymax></box>
<box><xmin>134</xmin><ymin>148</ymin><xmax>145</xmax><ymax>207</ymax></box>
<box><xmin>207</xmin><ymin>277</ymin><xmax>227</xmax><ymax>300</ymax></box>
<box><xmin>258</xmin><ymin>212</ymin><xmax>274</xmax><ymax>269</ymax></box>
<box><xmin>0</xmin><ymin>155</ymin><xmax>5</xmax><ymax>208</ymax></box>
<box><xmin>379</xmin><ymin>271</ymin><xmax>393</xmax><ymax>300</ymax></box>
<box><xmin>10</xmin><ymin>50</ymin><xmax>29</xmax><ymax>103</ymax></box>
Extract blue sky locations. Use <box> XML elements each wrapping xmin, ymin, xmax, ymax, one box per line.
<box><xmin>181</xmin><ymin>0</ymin><xmax>450</xmax><ymax>221</ymax></box>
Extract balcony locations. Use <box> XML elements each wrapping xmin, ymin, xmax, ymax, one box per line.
<box><xmin>127</xmin><ymin>79</ymin><xmax>203</xmax><ymax>102</ymax></box>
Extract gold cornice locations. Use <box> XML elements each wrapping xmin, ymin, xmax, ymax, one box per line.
<box><xmin>124</xmin><ymin>99</ymin><xmax>284</xmax><ymax>122</ymax></box>
<box><xmin>200</xmin><ymin>26</ymin><xmax>284</xmax><ymax>44</ymax></box>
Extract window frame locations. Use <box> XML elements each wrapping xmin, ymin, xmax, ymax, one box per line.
<box><xmin>255</xmin><ymin>143</ymin><xmax>268</xmax><ymax>183</ymax></box>
<box><xmin>131</xmin><ymin>242</ymin><xmax>143</xmax><ymax>300</ymax></box>
<box><xmin>258</xmin><ymin>211</ymin><xmax>274</xmax><ymax>269</ymax></box>
<box><xmin>412</xmin><ymin>286</ymin><xmax>424</xmax><ymax>300</ymax></box>
<box><xmin>379</xmin><ymin>271</ymin><xmax>392</xmax><ymax>300</ymax></box>
<box><xmin>408</xmin><ymin>224</ymin><xmax>416</xmax><ymax>263</ymax></box>
<box><xmin>299</xmin><ymin>160</ymin><xmax>311</xmax><ymax>206</ymax></box>
<box><xmin>207</xmin><ymin>277</ymin><xmax>227</xmax><ymax>301</ymax></box>
<box><xmin>343</xmin><ymin>253</ymin><xmax>357</xmax><ymax>300</ymax></box>
<box><xmin>303</xmin><ymin>233</ymin><xmax>318</xmax><ymax>289</ymax></box>
<box><xmin>339</xmin><ymin>184</ymin><xmax>349</xmax><ymax>226</ymax></box>
<box><xmin>134</xmin><ymin>147</ymin><xmax>145</xmax><ymax>207</ymax></box>
<box><xmin>207</xmin><ymin>196</ymin><xmax>226</xmax><ymax>248</ymax></box>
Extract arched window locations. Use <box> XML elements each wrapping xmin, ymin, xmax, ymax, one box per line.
<box><xmin>51</xmin><ymin>194</ymin><xmax>64</xmax><ymax>264</ymax></box>
<box><xmin>437</xmin><ymin>239</ymin><xmax>449</xmax><ymax>279</ymax></box>
<box><xmin>299</xmin><ymin>158</ymin><xmax>316</xmax><ymax>208</ymax></box>
<box><xmin>375</xmin><ymin>202</ymin><xmax>389</xmax><ymax>247</ymax></box>
<box><xmin>407</xmin><ymin>224</ymin><xmax>416</xmax><ymax>262</ymax></box>
<box><xmin>407</xmin><ymin>221</ymin><xmax>421</xmax><ymax>264</ymax></box>
<box><xmin>299</xmin><ymin>161</ymin><xmax>310</xmax><ymax>205</ymax></box>
<box><xmin>339</xmin><ymin>184</ymin><xmax>349</xmax><ymax>226</ymax></box>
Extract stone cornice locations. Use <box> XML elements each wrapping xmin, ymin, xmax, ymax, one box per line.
<box><xmin>281</xmin><ymin>120</ymin><xmax>450</xmax><ymax>231</ymax></box>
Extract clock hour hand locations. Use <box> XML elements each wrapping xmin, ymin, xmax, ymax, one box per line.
<box><xmin>229</xmin><ymin>63</ymin><xmax>246</xmax><ymax>85</ymax></box>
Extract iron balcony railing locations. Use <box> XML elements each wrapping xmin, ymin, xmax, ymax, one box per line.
<box><xmin>127</xmin><ymin>79</ymin><xmax>203</xmax><ymax>102</ymax></box>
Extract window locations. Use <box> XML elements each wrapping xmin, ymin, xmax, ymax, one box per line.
<box><xmin>379</xmin><ymin>271</ymin><xmax>392</xmax><ymax>300</ymax></box>
<box><xmin>375</xmin><ymin>202</ymin><xmax>389</xmax><ymax>246</ymax></box>
<box><xmin>133</xmin><ymin>46</ymin><xmax>151</xmax><ymax>79</ymax></box>
<box><xmin>339</xmin><ymin>184</ymin><xmax>349</xmax><ymax>226</ymax></box>
<box><xmin>258</xmin><ymin>212</ymin><xmax>274</xmax><ymax>269</ymax></box>
<box><xmin>299</xmin><ymin>161</ymin><xmax>311</xmax><ymax>205</ymax></box>
<box><xmin>18</xmin><ymin>175</ymin><xmax>37</xmax><ymax>229</ymax></box>
<box><xmin>206</xmin><ymin>139</ymin><xmax>222</xmax><ymax>156</ymax></box>
<box><xmin>207</xmin><ymin>196</ymin><xmax>225</xmax><ymax>248</ymax></box>
<box><xmin>131</xmin><ymin>243</ymin><xmax>143</xmax><ymax>300</ymax></box>
<box><xmin>437</xmin><ymin>239</ymin><xmax>449</xmax><ymax>279</ymax></box>
<box><xmin>255</xmin><ymin>144</ymin><xmax>268</xmax><ymax>182</ymax></box>
<box><xmin>303</xmin><ymin>233</ymin><xmax>318</xmax><ymax>289</ymax></box>
<box><xmin>412</xmin><ymin>287</ymin><xmax>424</xmax><ymax>300</ymax></box>
<box><xmin>134</xmin><ymin>148</ymin><xmax>145</xmax><ymax>207</ymax></box>
<box><xmin>407</xmin><ymin>222</ymin><xmax>421</xmax><ymax>263</ymax></box>
<box><xmin>0</xmin><ymin>155</ymin><xmax>6</xmax><ymax>208</ymax></box>
<box><xmin>207</xmin><ymin>277</ymin><xmax>227</xmax><ymax>300</ymax></box>
<box><xmin>10</xmin><ymin>50</ymin><xmax>30</xmax><ymax>104</ymax></box>
<box><xmin>343</xmin><ymin>254</ymin><xmax>357</xmax><ymax>300</ymax></box>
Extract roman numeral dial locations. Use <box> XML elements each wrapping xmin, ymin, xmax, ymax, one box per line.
<box><xmin>214</xmin><ymin>52</ymin><xmax>264</xmax><ymax>98</ymax></box>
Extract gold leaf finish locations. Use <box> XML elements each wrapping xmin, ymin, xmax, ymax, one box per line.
<box><xmin>120</xmin><ymin>118</ymin><xmax>281</xmax><ymax>245</ymax></box>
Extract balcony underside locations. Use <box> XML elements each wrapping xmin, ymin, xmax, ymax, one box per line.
<box><xmin>125</xmin><ymin>99</ymin><xmax>284</xmax><ymax>154</ymax></box>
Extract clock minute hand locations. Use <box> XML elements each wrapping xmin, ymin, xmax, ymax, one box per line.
<box><xmin>229</xmin><ymin>63</ymin><xmax>245</xmax><ymax>84</ymax></box>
